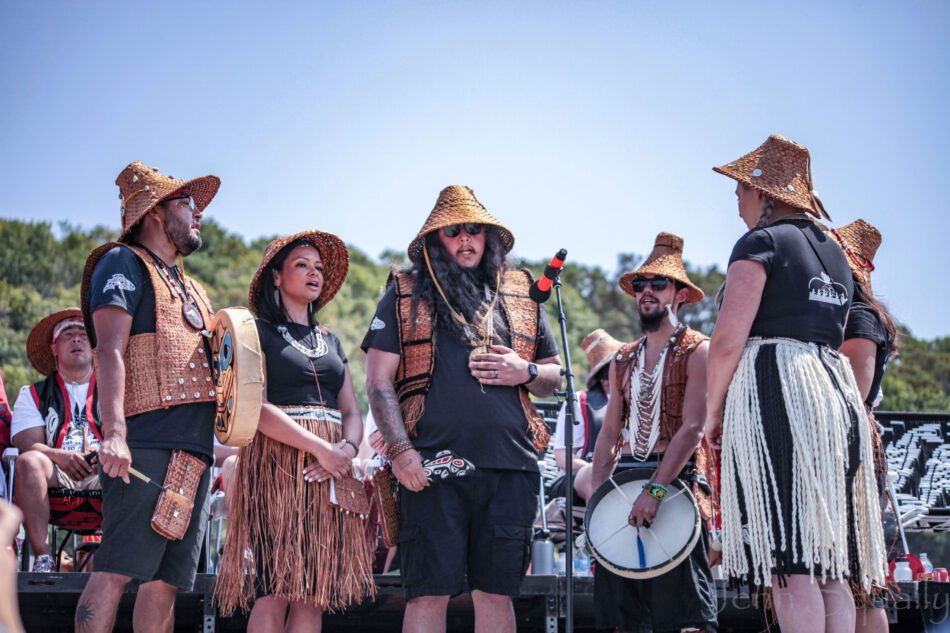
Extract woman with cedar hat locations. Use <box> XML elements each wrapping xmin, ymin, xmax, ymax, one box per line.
<box><xmin>705</xmin><ymin>136</ymin><xmax>886</xmax><ymax>632</ymax></box>
<box><xmin>829</xmin><ymin>219</ymin><xmax>899</xmax><ymax>633</ymax></box>
<box><xmin>215</xmin><ymin>230</ymin><xmax>374</xmax><ymax>630</ymax></box>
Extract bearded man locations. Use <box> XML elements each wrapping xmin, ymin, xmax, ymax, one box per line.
<box><xmin>363</xmin><ymin>186</ymin><xmax>562</xmax><ymax>633</ymax></box>
<box><xmin>589</xmin><ymin>233</ymin><xmax>718</xmax><ymax>633</ymax></box>
<box><xmin>76</xmin><ymin>161</ymin><xmax>220</xmax><ymax>633</ymax></box>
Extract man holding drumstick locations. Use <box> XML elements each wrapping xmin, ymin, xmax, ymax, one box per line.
<box><xmin>589</xmin><ymin>232</ymin><xmax>717</xmax><ymax>633</ymax></box>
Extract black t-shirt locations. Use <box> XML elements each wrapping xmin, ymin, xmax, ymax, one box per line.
<box><xmin>88</xmin><ymin>245</ymin><xmax>215</xmax><ymax>457</ymax></box>
<box><xmin>844</xmin><ymin>301</ymin><xmax>889</xmax><ymax>408</ymax></box>
<box><xmin>361</xmin><ymin>284</ymin><xmax>560</xmax><ymax>472</ymax></box>
<box><xmin>728</xmin><ymin>219</ymin><xmax>854</xmax><ymax>348</ymax></box>
<box><xmin>256</xmin><ymin>320</ymin><xmax>348</xmax><ymax>408</ymax></box>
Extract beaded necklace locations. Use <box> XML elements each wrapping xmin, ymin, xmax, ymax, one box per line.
<box><xmin>629</xmin><ymin>325</ymin><xmax>684</xmax><ymax>461</ymax></box>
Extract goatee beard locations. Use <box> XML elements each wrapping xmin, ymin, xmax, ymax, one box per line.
<box><xmin>639</xmin><ymin>306</ymin><xmax>667</xmax><ymax>333</ymax></box>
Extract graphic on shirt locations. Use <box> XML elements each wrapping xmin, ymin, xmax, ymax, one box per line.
<box><xmin>370</xmin><ymin>317</ymin><xmax>386</xmax><ymax>331</ymax></box>
<box><xmin>808</xmin><ymin>271</ymin><xmax>847</xmax><ymax>306</ymax></box>
<box><xmin>44</xmin><ymin>407</ymin><xmax>59</xmax><ymax>447</ymax></box>
<box><xmin>103</xmin><ymin>273</ymin><xmax>136</xmax><ymax>293</ymax></box>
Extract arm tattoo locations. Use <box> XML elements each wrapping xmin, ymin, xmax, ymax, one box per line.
<box><xmin>76</xmin><ymin>598</ymin><xmax>95</xmax><ymax>631</ymax></box>
<box><xmin>367</xmin><ymin>382</ymin><xmax>409</xmax><ymax>445</ymax></box>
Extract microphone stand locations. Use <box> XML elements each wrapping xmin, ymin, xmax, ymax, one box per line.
<box><xmin>552</xmin><ymin>268</ymin><xmax>578</xmax><ymax>633</ymax></box>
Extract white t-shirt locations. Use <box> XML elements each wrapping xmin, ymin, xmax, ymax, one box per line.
<box><xmin>11</xmin><ymin>382</ymin><xmax>100</xmax><ymax>452</ymax></box>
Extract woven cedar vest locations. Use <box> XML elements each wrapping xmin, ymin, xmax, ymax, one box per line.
<box><xmin>615</xmin><ymin>326</ymin><xmax>714</xmax><ymax>519</ymax></box>
<box><xmin>84</xmin><ymin>243</ymin><xmax>215</xmax><ymax>417</ymax></box>
<box><xmin>390</xmin><ymin>269</ymin><xmax>550</xmax><ymax>452</ymax></box>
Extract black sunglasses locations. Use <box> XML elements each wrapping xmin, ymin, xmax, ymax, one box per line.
<box><xmin>442</xmin><ymin>223</ymin><xmax>483</xmax><ymax>238</ymax></box>
<box><xmin>631</xmin><ymin>277</ymin><xmax>672</xmax><ymax>293</ymax></box>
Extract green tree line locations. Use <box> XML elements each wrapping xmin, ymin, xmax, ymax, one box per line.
<box><xmin>1</xmin><ymin>218</ymin><xmax>947</xmax><ymax>413</ymax></box>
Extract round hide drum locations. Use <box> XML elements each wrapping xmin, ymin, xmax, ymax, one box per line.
<box><xmin>585</xmin><ymin>467</ymin><xmax>701</xmax><ymax>579</ymax></box>
<box><xmin>210</xmin><ymin>307</ymin><xmax>264</xmax><ymax>447</ymax></box>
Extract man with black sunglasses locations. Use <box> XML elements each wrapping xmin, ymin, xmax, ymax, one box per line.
<box><xmin>363</xmin><ymin>186</ymin><xmax>562</xmax><ymax>633</ymax></box>
<box><xmin>589</xmin><ymin>232</ymin><xmax>718</xmax><ymax>633</ymax></box>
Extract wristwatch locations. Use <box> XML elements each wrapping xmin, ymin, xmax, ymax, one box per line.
<box><xmin>523</xmin><ymin>362</ymin><xmax>539</xmax><ymax>385</ymax></box>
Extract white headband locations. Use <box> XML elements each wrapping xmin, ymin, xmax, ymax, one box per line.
<box><xmin>52</xmin><ymin>318</ymin><xmax>84</xmax><ymax>342</ymax></box>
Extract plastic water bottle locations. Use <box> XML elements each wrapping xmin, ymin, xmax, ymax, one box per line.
<box><xmin>555</xmin><ymin>551</ymin><xmax>566</xmax><ymax>576</ymax></box>
<box><xmin>920</xmin><ymin>553</ymin><xmax>934</xmax><ymax>574</ymax></box>
<box><xmin>893</xmin><ymin>557</ymin><xmax>913</xmax><ymax>582</ymax></box>
<box><xmin>574</xmin><ymin>548</ymin><xmax>591</xmax><ymax>577</ymax></box>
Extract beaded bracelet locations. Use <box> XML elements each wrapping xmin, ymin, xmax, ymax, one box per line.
<box><xmin>386</xmin><ymin>438</ymin><xmax>415</xmax><ymax>461</ymax></box>
<box><xmin>642</xmin><ymin>481</ymin><xmax>668</xmax><ymax>501</ymax></box>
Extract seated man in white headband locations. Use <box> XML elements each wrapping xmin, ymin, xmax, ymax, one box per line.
<box><xmin>11</xmin><ymin>308</ymin><xmax>101</xmax><ymax>572</ymax></box>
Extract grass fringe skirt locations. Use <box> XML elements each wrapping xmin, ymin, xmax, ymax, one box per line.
<box><xmin>215</xmin><ymin>407</ymin><xmax>376</xmax><ymax>614</ymax></box>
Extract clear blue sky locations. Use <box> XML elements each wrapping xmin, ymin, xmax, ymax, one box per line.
<box><xmin>2</xmin><ymin>1</ymin><xmax>947</xmax><ymax>337</ymax></box>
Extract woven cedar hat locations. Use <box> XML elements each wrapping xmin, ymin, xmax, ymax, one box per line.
<box><xmin>27</xmin><ymin>308</ymin><xmax>84</xmax><ymax>376</ymax></box>
<box><xmin>407</xmin><ymin>186</ymin><xmax>515</xmax><ymax>262</ymax></box>
<box><xmin>581</xmin><ymin>328</ymin><xmax>623</xmax><ymax>388</ymax></box>
<box><xmin>248</xmin><ymin>230</ymin><xmax>350</xmax><ymax>315</ymax></box>
<box><xmin>116</xmin><ymin>160</ymin><xmax>220</xmax><ymax>242</ymax></box>
<box><xmin>713</xmin><ymin>134</ymin><xmax>831</xmax><ymax>221</ymax></box>
<box><xmin>618</xmin><ymin>232</ymin><xmax>704</xmax><ymax>304</ymax></box>
<box><xmin>824</xmin><ymin>219</ymin><xmax>881</xmax><ymax>289</ymax></box>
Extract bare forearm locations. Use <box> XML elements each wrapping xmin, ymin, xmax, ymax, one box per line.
<box><xmin>526</xmin><ymin>364</ymin><xmax>562</xmax><ymax>397</ymax></box>
<box><xmin>341</xmin><ymin>411</ymin><xmax>363</xmax><ymax>446</ymax></box>
<box><xmin>652</xmin><ymin>425</ymin><xmax>703</xmax><ymax>487</ymax></box>
<box><xmin>706</xmin><ymin>338</ymin><xmax>744</xmax><ymax>417</ymax></box>
<box><xmin>258</xmin><ymin>403</ymin><xmax>330</xmax><ymax>454</ymax></box>
<box><xmin>96</xmin><ymin>350</ymin><xmax>128</xmax><ymax>440</ymax></box>
<box><xmin>590</xmin><ymin>428</ymin><xmax>620</xmax><ymax>492</ymax></box>
<box><xmin>367</xmin><ymin>380</ymin><xmax>409</xmax><ymax>445</ymax></box>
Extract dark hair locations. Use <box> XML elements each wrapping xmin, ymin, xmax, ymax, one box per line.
<box><xmin>405</xmin><ymin>226</ymin><xmax>510</xmax><ymax>343</ymax></box>
<box><xmin>854</xmin><ymin>280</ymin><xmax>901</xmax><ymax>356</ymax></box>
<box><xmin>254</xmin><ymin>238</ymin><xmax>322</xmax><ymax>328</ymax></box>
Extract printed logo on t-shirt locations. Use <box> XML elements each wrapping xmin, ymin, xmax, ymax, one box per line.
<box><xmin>44</xmin><ymin>407</ymin><xmax>59</xmax><ymax>446</ymax></box>
<box><xmin>370</xmin><ymin>317</ymin><xmax>386</xmax><ymax>331</ymax></box>
<box><xmin>103</xmin><ymin>273</ymin><xmax>135</xmax><ymax>293</ymax></box>
<box><xmin>808</xmin><ymin>271</ymin><xmax>847</xmax><ymax>306</ymax></box>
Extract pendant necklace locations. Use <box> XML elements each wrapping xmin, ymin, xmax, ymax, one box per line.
<box><xmin>141</xmin><ymin>246</ymin><xmax>205</xmax><ymax>330</ymax></box>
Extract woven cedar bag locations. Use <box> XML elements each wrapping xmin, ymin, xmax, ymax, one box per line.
<box><xmin>151</xmin><ymin>450</ymin><xmax>207</xmax><ymax>540</ymax></box>
<box><xmin>371</xmin><ymin>466</ymin><xmax>400</xmax><ymax>548</ymax></box>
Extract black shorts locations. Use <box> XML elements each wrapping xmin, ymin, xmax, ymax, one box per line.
<box><xmin>398</xmin><ymin>468</ymin><xmax>539</xmax><ymax>600</ymax></box>
<box><xmin>95</xmin><ymin>448</ymin><xmax>211</xmax><ymax>590</ymax></box>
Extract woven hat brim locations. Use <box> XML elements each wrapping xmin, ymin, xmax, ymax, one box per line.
<box><xmin>407</xmin><ymin>206</ymin><xmax>515</xmax><ymax>262</ymax></box>
<box><xmin>618</xmin><ymin>264</ymin><xmax>704</xmax><ymax>304</ymax></box>
<box><xmin>119</xmin><ymin>174</ymin><xmax>221</xmax><ymax>243</ymax></box>
<box><xmin>820</xmin><ymin>222</ymin><xmax>879</xmax><ymax>290</ymax></box>
<box><xmin>712</xmin><ymin>164</ymin><xmax>818</xmax><ymax>217</ymax></box>
<box><xmin>27</xmin><ymin>308</ymin><xmax>84</xmax><ymax>376</ymax></box>
<box><xmin>586</xmin><ymin>343</ymin><xmax>623</xmax><ymax>388</ymax></box>
<box><xmin>248</xmin><ymin>230</ymin><xmax>350</xmax><ymax>316</ymax></box>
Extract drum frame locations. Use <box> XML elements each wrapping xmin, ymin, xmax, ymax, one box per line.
<box><xmin>584</xmin><ymin>466</ymin><xmax>701</xmax><ymax>579</ymax></box>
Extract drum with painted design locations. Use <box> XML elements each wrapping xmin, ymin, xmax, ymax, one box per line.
<box><xmin>210</xmin><ymin>307</ymin><xmax>263</xmax><ymax>447</ymax></box>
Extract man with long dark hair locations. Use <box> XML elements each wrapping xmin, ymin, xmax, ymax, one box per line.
<box><xmin>363</xmin><ymin>186</ymin><xmax>562</xmax><ymax>633</ymax></box>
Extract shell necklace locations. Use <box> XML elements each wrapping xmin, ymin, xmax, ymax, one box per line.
<box><xmin>277</xmin><ymin>323</ymin><xmax>329</xmax><ymax>359</ymax></box>
<box><xmin>629</xmin><ymin>325</ymin><xmax>684</xmax><ymax>461</ymax></box>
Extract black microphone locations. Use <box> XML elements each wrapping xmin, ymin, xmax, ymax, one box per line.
<box><xmin>529</xmin><ymin>249</ymin><xmax>567</xmax><ymax>303</ymax></box>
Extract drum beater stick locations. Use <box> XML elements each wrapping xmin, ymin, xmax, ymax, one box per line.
<box><xmin>128</xmin><ymin>466</ymin><xmax>190</xmax><ymax>505</ymax></box>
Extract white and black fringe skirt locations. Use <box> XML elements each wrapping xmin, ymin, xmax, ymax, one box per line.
<box><xmin>719</xmin><ymin>338</ymin><xmax>886</xmax><ymax>591</ymax></box>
